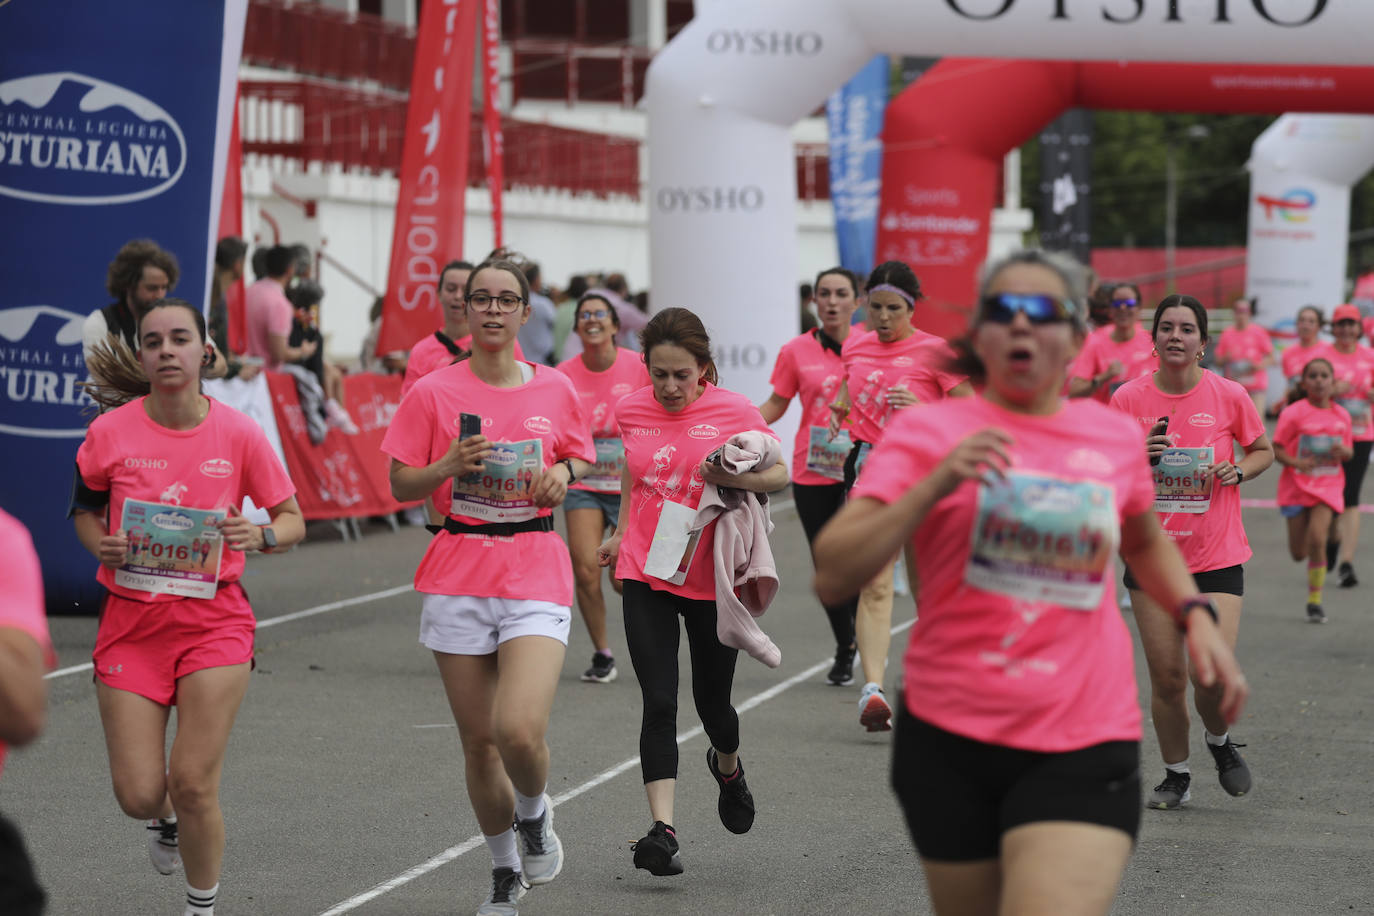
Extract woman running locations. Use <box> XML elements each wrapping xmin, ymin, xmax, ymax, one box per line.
<box><xmin>1215</xmin><ymin>296</ymin><xmax>1275</xmax><ymax>418</ymax></box>
<box><xmin>1273</xmin><ymin>357</ymin><xmax>1353</xmax><ymax>622</ymax></box>
<box><xmin>1281</xmin><ymin>305</ymin><xmax>1328</xmax><ymax>398</ymax></box>
<box><xmin>556</xmin><ymin>292</ymin><xmax>648</xmax><ymax>684</ymax></box>
<box><xmin>813</xmin><ymin>248</ymin><xmax>1247</xmax><ymax>916</ymax></box>
<box><xmin>71</xmin><ymin>298</ymin><xmax>304</xmax><ymax>916</ymax></box>
<box><xmin>759</xmin><ymin>267</ymin><xmax>861</xmax><ymax>685</ymax></box>
<box><xmin>1110</xmin><ymin>294</ymin><xmax>1273</xmax><ymax>810</ymax></box>
<box><xmin>597</xmin><ymin>307</ymin><xmax>787</xmax><ymax>877</ymax></box>
<box><xmin>1322</xmin><ymin>304</ymin><xmax>1374</xmax><ymax>587</ymax></box>
<box><xmin>1069</xmin><ymin>282</ymin><xmax>1155</xmax><ymax>401</ymax></box>
<box><xmin>383</xmin><ymin>258</ymin><xmax>593</xmax><ymax>915</ymax></box>
<box><xmin>829</xmin><ymin>261</ymin><xmax>970</xmax><ymax>730</ymax></box>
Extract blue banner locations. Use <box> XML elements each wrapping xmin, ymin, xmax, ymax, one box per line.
<box><xmin>0</xmin><ymin>0</ymin><xmax>246</xmax><ymax>612</ymax></box>
<box><xmin>825</xmin><ymin>55</ymin><xmax>889</xmax><ymax>280</ymax></box>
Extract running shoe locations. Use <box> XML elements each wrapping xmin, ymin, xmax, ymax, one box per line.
<box><xmin>858</xmin><ymin>682</ymin><xmax>892</xmax><ymax>732</ymax></box>
<box><xmin>1207</xmin><ymin>739</ymin><xmax>1252</xmax><ymax>796</ymax></box>
<box><xmin>1147</xmin><ymin>771</ymin><xmax>1191</xmax><ymax>810</ymax></box>
<box><xmin>826</xmin><ymin>645</ymin><xmax>856</xmax><ymax>686</ymax></box>
<box><xmin>706</xmin><ymin>747</ymin><xmax>756</xmax><ymax>834</ymax></box>
<box><xmin>476</xmin><ymin>866</ymin><xmax>527</xmax><ymax>916</ymax></box>
<box><xmin>631</xmin><ymin>821</ymin><xmax>683</xmax><ymax>876</ymax></box>
<box><xmin>146</xmin><ymin>818</ymin><xmax>180</xmax><ymax>875</ymax></box>
<box><xmin>514</xmin><ymin>794</ymin><xmax>563</xmax><ymax>885</ymax></box>
<box><xmin>1338</xmin><ymin>562</ymin><xmax>1359</xmax><ymax>588</ymax></box>
<box><xmin>324</xmin><ymin>399</ymin><xmax>360</xmax><ymax>435</ymax></box>
<box><xmin>1307</xmin><ymin>602</ymin><xmax>1327</xmax><ymax>624</ymax></box>
<box><xmin>580</xmin><ymin>652</ymin><xmax>617</xmax><ymax>683</ymax></box>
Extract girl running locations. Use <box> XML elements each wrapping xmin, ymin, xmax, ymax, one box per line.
<box><xmin>71</xmin><ymin>298</ymin><xmax>304</xmax><ymax>916</ymax></box>
<box><xmin>1322</xmin><ymin>304</ymin><xmax>1374</xmax><ymax>587</ymax></box>
<box><xmin>759</xmin><ymin>267</ymin><xmax>862</xmax><ymax>685</ymax></box>
<box><xmin>1281</xmin><ymin>305</ymin><xmax>1327</xmax><ymax>397</ymax></box>
<box><xmin>1111</xmin><ymin>294</ymin><xmax>1273</xmax><ymax>811</ymax></box>
<box><xmin>383</xmin><ymin>258</ymin><xmax>593</xmax><ymax>915</ymax></box>
<box><xmin>556</xmin><ymin>292</ymin><xmax>648</xmax><ymax>684</ymax></box>
<box><xmin>1215</xmin><ymin>296</ymin><xmax>1275</xmax><ymax>419</ymax></box>
<box><xmin>829</xmin><ymin>261</ymin><xmax>970</xmax><ymax>731</ymax></box>
<box><xmin>597</xmin><ymin>307</ymin><xmax>787</xmax><ymax>877</ymax></box>
<box><xmin>813</xmin><ymin>248</ymin><xmax>1247</xmax><ymax>916</ymax></box>
<box><xmin>1273</xmin><ymin>358</ymin><xmax>1353</xmax><ymax>622</ymax></box>
<box><xmin>1069</xmin><ymin>282</ymin><xmax>1155</xmax><ymax>401</ymax></box>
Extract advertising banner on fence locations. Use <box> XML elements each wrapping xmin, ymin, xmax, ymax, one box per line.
<box><xmin>825</xmin><ymin>55</ymin><xmax>888</xmax><ymax>280</ymax></box>
<box><xmin>0</xmin><ymin>0</ymin><xmax>247</xmax><ymax>612</ymax></box>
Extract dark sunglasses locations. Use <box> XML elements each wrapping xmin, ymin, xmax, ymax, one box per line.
<box><xmin>1111</xmin><ymin>298</ymin><xmax>1139</xmax><ymax>308</ymax></box>
<box><xmin>980</xmin><ymin>293</ymin><xmax>1076</xmax><ymax>325</ymax></box>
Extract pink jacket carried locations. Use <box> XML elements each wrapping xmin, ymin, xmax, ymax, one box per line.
<box><xmin>692</xmin><ymin>431</ymin><xmax>782</xmax><ymax>668</ymax></box>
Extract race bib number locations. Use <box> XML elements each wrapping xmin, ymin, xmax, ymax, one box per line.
<box><xmin>966</xmin><ymin>471</ymin><xmax>1117</xmax><ymax>610</ymax></box>
<box><xmin>643</xmin><ymin>499</ymin><xmax>703</xmax><ymax>585</ymax></box>
<box><xmin>583</xmin><ymin>437</ymin><xmax>625</xmax><ymax>493</ymax></box>
<box><xmin>451</xmin><ymin>438</ymin><xmax>543</xmax><ymax>522</ymax></box>
<box><xmin>806</xmin><ymin>426</ymin><xmax>851</xmax><ymax>481</ymax></box>
<box><xmin>1153</xmin><ymin>447</ymin><xmax>1214</xmax><ymax>514</ymax></box>
<box><xmin>117</xmin><ymin>499</ymin><xmax>226</xmax><ymax>599</ymax></box>
<box><xmin>1337</xmin><ymin>397</ymin><xmax>1370</xmax><ymax>437</ymax></box>
<box><xmin>1298</xmin><ymin>434</ymin><xmax>1342</xmax><ymax>477</ymax></box>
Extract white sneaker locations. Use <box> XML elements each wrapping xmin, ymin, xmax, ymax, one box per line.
<box><xmin>858</xmin><ymin>682</ymin><xmax>892</xmax><ymax>732</ymax></box>
<box><xmin>476</xmin><ymin>866</ymin><xmax>527</xmax><ymax>916</ymax></box>
<box><xmin>146</xmin><ymin>818</ymin><xmax>180</xmax><ymax>875</ymax></box>
<box><xmin>324</xmin><ymin>399</ymin><xmax>360</xmax><ymax>435</ymax></box>
<box><xmin>514</xmin><ymin>795</ymin><xmax>563</xmax><ymax>885</ymax></box>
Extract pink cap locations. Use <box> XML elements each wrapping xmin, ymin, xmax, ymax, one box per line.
<box><xmin>1332</xmin><ymin>303</ymin><xmax>1362</xmax><ymax>324</ymax></box>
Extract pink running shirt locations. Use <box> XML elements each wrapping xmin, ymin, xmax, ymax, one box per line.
<box><xmin>1281</xmin><ymin>340</ymin><xmax>1329</xmax><ymax>383</ymax></box>
<box><xmin>1110</xmin><ymin>371</ymin><xmax>1265</xmax><ymax>573</ymax></box>
<box><xmin>770</xmin><ymin>329</ymin><xmax>851</xmax><ymax>486</ymax></box>
<box><xmin>1323</xmin><ymin>344</ymin><xmax>1374</xmax><ymax>441</ymax></box>
<box><xmin>841</xmin><ymin>329</ymin><xmax>965</xmax><ymax>445</ymax></box>
<box><xmin>382</xmin><ymin>360</ymin><xmax>594</xmax><ymax>605</ymax></box>
<box><xmin>1274</xmin><ymin>399</ymin><xmax>1352</xmax><ymax>514</ymax></box>
<box><xmin>1070</xmin><ymin>324</ymin><xmax>1156</xmax><ymax>404</ymax></box>
<box><xmin>556</xmin><ymin>348</ymin><xmax>648</xmax><ymax>493</ymax></box>
<box><xmin>616</xmin><ymin>383</ymin><xmax>779</xmax><ymax>602</ymax></box>
<box><xmin>851</xmin><ymin>396</ymin><xmax>1152</xmax><ymax>752</ymax></box>
<box><xmin>75</xmin><ymin>398</ymin><xmax>297</xmax><ymax>602</ymax></box>
<box><xmin>1215</xmin><ymin>324</ymin><xmax>1274</xmax><ymax>392</ymax></box>
<box><xmin>243</xmin><ymin>279</ymin><xmax>294</xmax><ymax>369</ymax></box>
<box><xmin>401</xmin><ymin>333</ymin><xmax>525</xmax><ymax>398</ymax></box>
<box><xmin>0</xmin><ymin>508</ymin><xmax>53</xmax><ymax>777</ymax></box>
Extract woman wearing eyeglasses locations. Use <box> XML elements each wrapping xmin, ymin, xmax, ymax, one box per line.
<box><xmin>1069</xmin><ymin>282</ymin><xmax>1154</xmax><ymax>402</ymax></box>
<box><xmin>1323</xmin><ymin>304</ymin><xmax>1374</xmax><ymax>587</ymax></box>
<box><xmin>814</xmin><ymin>249</ymin><xmax>1246</xmax><ymax>916</ymax></box>
<box><xmin>1215</xmin><ymin>297</ymin><xmax>1275</xmax><ymax>419</ymax></box>
<box><xmin>556</xmin><ymin>292</ymin><xmax>649</xmax><ymax>684</ymax></box>
<box><xmin>383</xmin><ymin>258</ymin><xmax>594</xmax><ymax>915</ymax></box>
<box><xmin>1110</xmin><ymin>295</ymin><xmax>1272</xmax><ymax>812</ymax></box>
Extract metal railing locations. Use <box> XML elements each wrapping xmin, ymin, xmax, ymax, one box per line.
<box><xmin>244</xmin><ymin>0</ymin><xmax>415</xmax><ymax>91</ymax></box>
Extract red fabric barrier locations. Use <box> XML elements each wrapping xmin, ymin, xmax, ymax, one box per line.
<box><xmin>266</xmin><ymin>371</ymin><xmax>420</xmax><ymax>520</ymax></box>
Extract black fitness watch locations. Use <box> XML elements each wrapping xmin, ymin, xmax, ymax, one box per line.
<box><xmin>259</xmin><ymin>525</ymin><xmax>278</xmax><ymax>553</ymax></box>
<box><xmin>1175</xmin><ymin>596</ymin><xmax>1219</xmax><ymax>631</ymax></box>
<box><xmin>1233</xmin><ymin>465</ymin><xmax>1245</xmax><ymax>486</ymax></box>
<box><xmin>557</xmin><ymin>458</ymin><xmax>577</xmax><ymax>484</ymax></box>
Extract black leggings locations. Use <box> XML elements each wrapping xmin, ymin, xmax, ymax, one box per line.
<box><xmin>1342</xmin><ymin>440</ymin><xmax>1372</xmax><ymax>511</ymax></box>
<box><xmin>793</xmin><ymin>482</ymin><xmax>857</xmax><ymax>649</ymax></box>
<box><xmin>622</xmin><ymin>578</ymin><xmax>740</xmax><ymax>783</ymax></box>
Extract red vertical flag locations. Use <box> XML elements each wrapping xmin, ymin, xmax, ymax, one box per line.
<box><xmin>482</xmin><ymin>0</ymin><xmax>504</xmax><ymax>249</ymax></box>
<box><xmin>219</xmin><ymin>89</ymin><xmax>246</xmax><ymax>353</ymax></box>
<box><xmin>378</xmin><ymin>0</ymin><xmax>479</xmax><ymax>355</ymax></box>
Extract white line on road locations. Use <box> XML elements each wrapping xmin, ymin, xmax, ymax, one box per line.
<box><xmin>316</xmin><ymin>615</ymin><xmax>916</xmax><ymax>916</ymax></box>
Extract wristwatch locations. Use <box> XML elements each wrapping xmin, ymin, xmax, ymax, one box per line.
<box><xmin>1233</xmin><ymin>465</ymin><xmax>1245</xmax><ymax>486</ymax></box>
<box><xmin>259</xmin><ymin>525</ymin><xmax>278</xmax><ymax>553</ymax></box>
<box><xmin>1175</xmin><ymin>596</ymin><xmax>1219</xmax><ymax>631</ymax></box>
<box><xmin>557</xmin><ymin>458</ymin><xmax>577</xmax><ymax>483</ymax></box>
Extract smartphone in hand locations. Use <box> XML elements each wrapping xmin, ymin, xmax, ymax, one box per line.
<box><xmin>459</xmin><ymin>413</ymin><xmax>482</xmax><ymax>482</ymax></box>
<box><xmin>1148</xmin><ymin>416</ymin><xmax>1169</xmax><ymax>466</ymax></box>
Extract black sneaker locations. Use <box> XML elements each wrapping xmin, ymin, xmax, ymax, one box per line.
<box><xmin>476</xmin><ymin>866</ymin><xmax>527</xmax><ymax>916</ymax></box>
<box><xmin>631</xmin><ymin>821</ymin><xmax>683</xmax><ymax>876</ymax></box>
<box><xmin>1307</xmin><ymin>602</ymin><xmax>1327</xmax><ymax>624</ymax></box>
<box><xmin>1207</xmin><ymin>739</ymin><xmax>1252</xmax><ymax>796</ymax></box>
<box><xmin>1338</xmin><ymin>562</ymin><xmax>1359</xmax><ymax>588</ymax></box>
<box><xmin>706</xmin><ymin>747</ymin><xmax>755</xmax><ymax>834</ymax></box>
<box><xmin>826</xmin><ymin>645</ymin><xmax>856</xmax><ymax>686</ymax></box>
<box><xmin>580</xmin><ymin>652</ymin><xmax>617</xmax><ymax>683</ymax></box>
<box><xmin>1147</xmin><ymin>771</ymin><xmax>1191</xmax><ymax>809</ymax></box>
<box><xmin>1326</xmin><ymin>539</ymin><xmax>1340</xmax><ymax>572</ymax></box>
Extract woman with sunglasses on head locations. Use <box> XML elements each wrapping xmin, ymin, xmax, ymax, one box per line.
<box><xmin>814</xmin><ymin>249</ymin><xmax>1246</xmax><ymax>916</ymax></box>
<box><xmin>1069</xmin><ymin>282</ymin><xmax>1155</xmax><ymax>402</ymax></box>
<box><xmin>1215</xmin><ymin>297</ymin><xmax>1275</xmax><ymax>419</ymax></box>
<box><xmin>1281</xmin><ymin>305</ymin><xmax>1328</xmax><ymax>404</ymax></box>
<box><xmin>384</xmin><ymin>259</ymin><xmax>594</xmax><ymax>915</ymax></box>
<box><xmin>72</xmin><ymin>298</ymin><xmax>304</xmax><ymax>916</ymax></box>
<box><xmin>829</xmin><ymin>261</ymin><xmax>971</xmax><ymax>731</ymax></box>
<box><xmin>759</xmin><ymin>267</ymin><xmax>863</xmax><ymax>686</ymax></box>
<box><xmin>1322</xmin><ymin>304</ymin><xmax>1374</xmax><ymax>587</ymax></box>
<box><xmin>556</xmin><ymin>292</ymin><xmax>649</xmax><ymax>684</ymax></box>
<box><xmin>1110</xmin><ymin>294</ymin><xmax>1272</xmax><ymax>811</ymax></box>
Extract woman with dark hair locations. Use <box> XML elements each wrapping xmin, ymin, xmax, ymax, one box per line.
<box><xmin>597</xmin><ymin>307</ymin><xmax>787</xmax><ymax>877</ymax></box>
<box><xmin>1069</xmin><ymin>282</ymin><xmax>1154</xmax><ymax>401</ymax></box>
<box><xmin>1110</xmin><ymin>294</ymin><xmax>1273</xmax><ymax>810</ymax></box>
<box><xmin>814</xmin><ymin>249</ymin><xmax>1246</xmax><ymax>916</ymax></box>
<box><xmin>73</xmin><ymin>298</ymin><xmax>304</xmax><ymax>916</ymax></box>
<box><xmin>1322</xmin><ymin>304</ymin><xmax>1374</xmax><ymax>587</ymax></box>
<box><xmin>1281</xmin><ymin>305</ymin><xmax>1327</xmax><ymax>395</ymax></box>
<box><xmin>760</xmin><ymin>267</ymin><xmax>863</xmax><ymax>685</ymax></box>
<box><xmin>1215</xmin><ymin>296</ymin><xmax>1275</xmax><ymax>418</ymax></box>
<box><xmin>829</xmin><ymin>261</ymin><xmax>970</xmax><ymax>731</ymax></box>
<box><xmin>556</xmin><ymin>292</ymin><xmax>649</xmax><ymax>684</ymax></box>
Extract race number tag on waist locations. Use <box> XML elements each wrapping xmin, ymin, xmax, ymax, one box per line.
<box><xmin>1337</xmin><ymin>397</ymin><xmax>1370</xmax><ymax>437</ymax></box>
<box><xmin>451</xmin><ymin>438</ymin><xmax>543</xmax><ymax>522</ymax></box>
<box><xmin>1298</xmin><ymin>434</ymin><xmax>1342</xmax><ymax>477</ymax></box>
<box><xmin>643</xmin><ymin>499</ymin><xmax>703</xmax><ymax>586</ymax></box>
<box><xmin>117</xmin><ymin>498</ymin><xmax>226</xmax><ymax>599</ymax></box>
<box><xmin>583</xmin><ymin>437</ymin><xmax>626</xmax><ymax>493</ymax></box>
<box><xmin>807</xmin><ymin>426</ymin><xmax>851</xmax><ymax>481</ymax></box>
<box><xmin>966</xmin><ymin>471</ymin><xmax>1117</xmax><ymax>610</ymax></box>
<box><xmin>1153</xmin><ymin>447</ymin><xmax>1214</xmax><ymax>514</ymax></box>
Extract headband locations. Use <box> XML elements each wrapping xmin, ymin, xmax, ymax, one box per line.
<box><xmin>868</xmin><ymin>283</ymin><xmax>915</xmax><ymax>306</ymax></box>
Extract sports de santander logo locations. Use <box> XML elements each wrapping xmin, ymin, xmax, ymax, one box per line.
<box><xmin>0</xmin><ymin>72</ymin><xmax>188</xmax><ymax>205</ymax></box>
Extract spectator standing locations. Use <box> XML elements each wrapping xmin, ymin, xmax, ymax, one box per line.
<box><xmin>243</xmin><ymin>246</ymin><xmax>314</xmax><ymax>371</ymax></box>
<box><xmin>207</xmin><ymin>237</ymin><xmax>259</xmax><ymax>383</ymax></box>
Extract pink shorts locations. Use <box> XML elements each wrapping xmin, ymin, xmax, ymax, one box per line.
<box><xmin>93</xmin><ymin>582</ymin><xmax>256</xmax><ymax>706</ymax></box>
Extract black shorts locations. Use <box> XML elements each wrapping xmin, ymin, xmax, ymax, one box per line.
<box><xmin>1122</xmin><ymin>563</ymin><xmax>1243</xmax><ymax>597</ymax></box>
<box><xmin>1342</xmin><ymin>440</ymin><xmax>1372</xmax><ymax>510</ymax></box>
<box><xmin>891</xmin><ymin>704</ymin><xmax>1140</xmax><ymax>862</ymax></box>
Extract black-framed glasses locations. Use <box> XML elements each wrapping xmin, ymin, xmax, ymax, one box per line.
<box><xmin>467</xmin><ymin>292</ymin><xmax>525</xmax><ymax>313</ymax></box>
<box><xmin>578</xmin><ymin>308</ymin><xmax>610</xmax><ymax>321</ymax></box>
<box><xmin>980</xmin><ymin>293</ymin><xmax>1075</xmax><ymax>325</ymax></box>
<box><xmin>1111</xmin><ymin>297</ymin><xmax>1139</xmax><ymax>308</ymax></box>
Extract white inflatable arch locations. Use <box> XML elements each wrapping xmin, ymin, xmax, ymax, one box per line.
<box><xmin>646</xmin><ymin>0</ymin><xmax>1372</xmax><ymax>405</ymax></box>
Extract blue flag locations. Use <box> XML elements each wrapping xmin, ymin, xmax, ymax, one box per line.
<box><xmin>826</xmin><ymin>55</ymin><xmax>889</xmax><ymax>281</ymax></box>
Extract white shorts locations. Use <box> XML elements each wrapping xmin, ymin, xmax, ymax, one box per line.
<box><xmin>419</xmin><ymin>594</ymin><xmax>571</xmax><ymax>655</ymax></box>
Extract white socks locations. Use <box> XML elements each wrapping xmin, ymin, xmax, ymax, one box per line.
<box><xmin>514</xmin><ymin>788</ymin><xmax>545</xmax><ymax>823</ymax></box>
<box><xmin>1165</xmin><ymin>760</ymin><xmax>1191</xmax><ymax>776</ymax></box>
<box><xmin>1205</xmin><ymin>730</ymin><xmax>1229</xmax><ymax>747</ymax></box>
<box><xmin>485</xmin><ymin>828</ymin><xmax>521</xmax><ymax>871</ymax></box>
<box><xmin>184</xmin><ymin>882</ymin><xmax>217</xmax><ymax>915</ymax></box>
